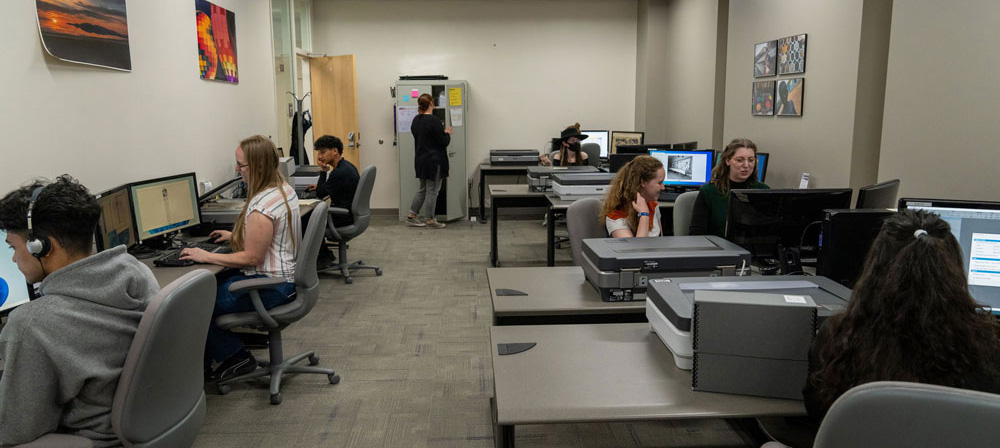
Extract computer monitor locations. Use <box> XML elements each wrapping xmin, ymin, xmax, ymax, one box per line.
<box><xmin>726</xmin><ymin>189</ymin><xmax>854</xmax><ymax>271</ymax></box>
<box><xmin>197</xmin><ymin>176</ymin><xmax>243</xmax><ymax>204</ymax></box>
<box><xmin>608</xmin><ymin>153</ymin><xmax>640</xmax><ymax>173</ymax></box>
<box><xmin>95</xmin><ymin>185</ymin><xmax>138</xmax><ymax>252</ymax></box>
<box><xmin>899</xmin><ymin>198</ymin><xmax>1000</xmax><ymax>313</ymax></box>
<box><xmin>856</xmin><ymin>179</ymin><xmax>900</xmax><ymax>209</ymax></box>
<box><xmin>0</xmin><ymin>229</ymin><xmax>34</xmax><ymax>315</ymax></box>
<box><xmin>648</xmin><ymin>150</ymin><xmax>714</xmax><ymax>187</ymax></box>
<box><xmin>129</xmin><ymin>173</ymin><xmax>202</xmax><ymax>246</ymax></box>
<box><xmin>715</xmin><ymin>151</ymin><xmax>769</xmax><ymax>183</ymax></box>
<box><xmin>816</xmin><ymin>209</ymin><xmax>894</xmax><ymax>287</ymax></box>
<box><xmin>581</xmin><ymin>130</ymin><xmax>610</xmax><ymax>158</ymax></box>
<box><xmin>615</xmin><ymin>144</ymin><xmax>672</xmax><ymax>154</ymax></box>
<box><xmin>672</xmin><ymin>141</ymin><xmax>698</xmax><ymax>150</ymax></box>
<box><xmin>278</xmin><ymin>156</ymin><xmax>296</xmax><ymax>182</ymax></box>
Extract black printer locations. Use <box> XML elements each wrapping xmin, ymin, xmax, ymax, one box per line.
<box><xmin>490</xmin><ymin>149</ymin><xmax>540</xmax><ymax>166</ymax></box>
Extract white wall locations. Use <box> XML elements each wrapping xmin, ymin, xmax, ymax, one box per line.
<box><xmin>313</xmin><ymin>0</ymin><xmax>638</xmax><ymax>209</ymax></box>
<box><xmin>0</xmin><ymin>1</ymin><xmax>277</xmax><ymax>195</ymax></box>
<box><xmin>879</xmin><ymin>0</ymin><xmax>1000</xmax><ymax>201</ymax></box>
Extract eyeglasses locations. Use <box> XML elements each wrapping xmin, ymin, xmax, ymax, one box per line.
<box><xmin>236</xmin><ymin>162</ymin><xmax>249</xmax><ymax>169</ymax></box>
<box><xmin>730</xmin><ymin>157</ymin><xmax>756</xmax><ymax>165</ymax></box>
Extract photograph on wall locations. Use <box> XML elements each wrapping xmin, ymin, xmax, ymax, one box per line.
<box><xmin>754</xmin><ymin>40</ymin><xmax>777</xmax><ymax>77</ymax></box>
<box><xmin>610</xmin><ymin>131</ymin><xmax>644</xmax><ymax>154</ymax></box>
<box><xmin>776</xmin><ymin>78</ymin><xmax>804</xmax><ymax>116</ymax></box>
<box><xmin>196</xmin><ymin>0</ymin><xmax>238</xmax><ymax>83</ymax></box>
<box><xmin>777</xmin><ymin>33</ymin><xmax>807</xmax><ymax>75</ymax></box>
<box><xmin>752</xmin><ymin>81</ymin><xmax>775</xmax><ymax>116</ymax></box>
<box><xmin>35</xmin><ymin>0</ymin><xmax>131</xmax><ymax>71</ymax></box>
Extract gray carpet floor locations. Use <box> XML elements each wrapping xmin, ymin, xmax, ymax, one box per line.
<box><xmin>192</xmin><ymin>214</ymin><xmax>754</xmax><ymax>447</ymax></box>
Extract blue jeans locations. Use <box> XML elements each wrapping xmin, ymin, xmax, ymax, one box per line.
<box><xmin>205</xmin><ymin>270</ymin><xmax>296</xmax><ymax>367</ymax></box>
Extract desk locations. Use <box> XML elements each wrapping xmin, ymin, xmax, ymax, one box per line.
<box><xmin>479</xmin><ymin>164</ymin><xmax>534</xmax><ymax>222</ymax></box>
<box><xmin>490</xmin><ymin>323</ymin><xmax>805</xmax><ymax>447</ymax></box>
<box><xmin>489</xmin><ymin>185</ymin><xmax>549</xmax><ymax>267</ymax></box>
<box><xmin>488</xmin><ymin>266</ymin><xmax>645</xmax><ymax>325</ymax></box>
<box><xmin>142</xmin><ymin>258</ymin><xmax>223</xmax><ymax>288</ymax></box>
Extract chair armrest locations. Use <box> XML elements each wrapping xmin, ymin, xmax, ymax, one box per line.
<box><xmin>228</xmin><ymin>277</ymin><xmax>289</xmax><ymax>329</ymax></box>
<box><xmin>329</xmin><ymin>207</ymin><xmax>350</xmax><ymax>216</ymax></box>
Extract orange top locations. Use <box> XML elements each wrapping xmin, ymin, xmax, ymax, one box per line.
<box><xmin>606</xmin><ymin>201</ymin><xmax>658</xmax><ymax>231</ymax></box>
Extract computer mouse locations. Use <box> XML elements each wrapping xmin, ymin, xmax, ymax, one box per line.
<box><xmin>206</xmin><ymin>235</ymin><xmax>221</xmax><ymax>244</ymax></box>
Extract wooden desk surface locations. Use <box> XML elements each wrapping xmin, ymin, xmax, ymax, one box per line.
<box><xmin>488</xmin><ymin>267</ymin><xmax>643</xmax><ymax>317</ymax></box>
<box><xmin>491</xmin><ymin>323</ymin><xmax>805</xmax><ymax>426</ymax></box>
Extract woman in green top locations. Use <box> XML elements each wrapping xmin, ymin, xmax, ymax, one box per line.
<box><xmin>689</xmin><ymin>138</ymin><xmax>769</xmax><ymax>237</ymax></box>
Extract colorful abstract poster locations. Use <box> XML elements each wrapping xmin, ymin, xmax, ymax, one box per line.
<box><xmin>776</xmin><ymin>78</ymin><xmax>804</xmax><ymax>116</ymax></box>
<box><xmin>196</xmin><ymin>0</ymin><xmax>238</xmax><ymax>83</ymax></box>
<box><xmin>754</xmin><ymin>40</ymin><xmax>776</xmax><ymax>77</ymax></box>
<box><xmin>777</xmin><ymin>34</ymin><xmax>807</xmax><ymax>75</ymax></box>
<box><xmin>35</xmin><ymin>0</ymin><xmax>131</xmax><ymax>71</ymax></box>
<box><xmin>752</xmin><ymin>81</ymin><xmax>775</xmax><ymax>116</ymax></box>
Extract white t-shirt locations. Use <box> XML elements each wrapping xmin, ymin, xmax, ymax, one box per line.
<box><xmin>605</xmin><ymin>206</ymin><xmax>662</xmax><ymax>237</ymax></box>
<box><xmin>242</xmin><ymin>183</ymin><xmax>301</xmax><ymax>282</ymax></box>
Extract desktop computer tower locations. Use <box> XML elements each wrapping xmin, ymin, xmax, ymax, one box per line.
<box><xmin>395</xmin><ymin>80</ymin><xmax>468</xmax><ymax>222</ymax></box>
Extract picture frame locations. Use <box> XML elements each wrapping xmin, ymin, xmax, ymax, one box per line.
<box><xmin>754</xmin><ymin>40</ymin><xmax>777</xmax><ymax>77</ymax></box>
<box><xmin>752</xmin><ymin>80</ymin><xmax>775</xmax><ymax>116</ymax></box>
<box><xmin>610</xmin><ymin>131</ymin><xmax>645</xmax><ymax>154</ymax></box>
<box><xmin>777</xmin><ymin>33</ymin><xmax>807</xmax><ymax>75</ymax></box>
<box><xmin>775</xmin><ymin>78</ymin><xmax>804</xmax><ymax>116</ymax></box>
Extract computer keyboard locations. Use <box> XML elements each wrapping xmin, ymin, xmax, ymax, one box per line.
<box><xmin>658</xmin><ymin>191</ymin><xmax>681</xmax><ymax>202</ymax></box>
<box><xmin>153</xmin><ymin>250</ymin><xmax>194</xmax><ymax>267</ymax></box>
<box><xmin>185</xmin><ymin>242</ymin><xmax>228</xmax><ymax>253</ymax></box>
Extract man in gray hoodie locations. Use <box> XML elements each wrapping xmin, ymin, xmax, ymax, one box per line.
<box><xmin>0</xmin><ymin>175</ymin><xmax>159</xmax><ymax>447</ymax></box>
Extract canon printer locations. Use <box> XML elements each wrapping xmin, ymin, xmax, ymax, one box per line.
<box><xmin>526</xmin><ymin>165</ymin><xmax>599</xmax><ymax>192</ymax></box>
<box><xmin>552</xmin><ymin>172</ymin><xmax>616</xmax><ymax>199</ymax></box>
<box><xmin>490</xmin><ymin>149</ymin><xmax>540</xmax><ymax>166</ymax></box>
<box><xmin>580</xmin><ymin>236</ymin><xmax>751</xmax><ymax>302</ymax></box>
<box><xmin>645</xmin><ymin>275</ymin><xmax>851</xmax><ymax>370</ymax></box>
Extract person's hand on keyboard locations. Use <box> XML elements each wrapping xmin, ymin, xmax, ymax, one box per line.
<box><xmin>208</xmin><ymin>230</ymin><xmax>232</xmax><ymax>243</ymax></box>
<box><xmin>178</xmin><ymin>247</ymin><xmax>212</xmax><ymax>264</ymax></box>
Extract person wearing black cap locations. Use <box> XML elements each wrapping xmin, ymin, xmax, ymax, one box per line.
<box><xmin>540</xmin><ymin>123</ymin><xmax>590</xmax><ymax>166</ymax></box>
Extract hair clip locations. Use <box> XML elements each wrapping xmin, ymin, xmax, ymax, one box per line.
<box><xmin>914</xmin><ymin>229</ymin><xmax>928</xmax><ymax>238</ymax></box>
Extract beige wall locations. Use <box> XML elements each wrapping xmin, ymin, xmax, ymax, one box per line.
<box><xmin>635</xmin><ymin>0</ymin><xmax>725</xmax><ymax>148</ymax></box>
<box><xmin>0</xmin><ymin>1</ymin><xmax>277</xmax><ymax>194</ymax></box>
<box><xmin>879</xmin><ymin>0</ymin><xmax>1000</xmax><ymax>201</ymax></box>
<box><xmin>312</xmin><ymin>0</ymin><xmax>638</xmax><ymax>209</ymax></box>
<box><xmin>723</xmin><ymin>0</ymin><xmax>865</xmax><ymax>189</ymax></box>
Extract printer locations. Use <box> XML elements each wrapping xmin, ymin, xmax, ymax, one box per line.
<box><xmin>526</xmin><ymin>165</ymin><xmax>599</xmax><ymax>192</ymax></box>
<box><xmin>552</xmin><ymin>172</ymin><xmax>616</xmax><ymax>199</ymax></box>
<box><xmin>645</xmin><ymin>275</ymin><xmax>851</xmax><ymax>371</ymax></box>
<box><xmin>490</xmin><ymin>149</ymin><xmax>540</xmax><ymax>166</ymax></box>
<box><xmin>580</xmin><ymin>236</ymin><xmax>751</xmax><ymax>302</ymax></box>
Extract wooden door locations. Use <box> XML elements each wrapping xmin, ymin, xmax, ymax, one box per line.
<box><xmin>309</xmin><ymin>55</ymin><xmax>360</xmax><ymax>168</ymax></box>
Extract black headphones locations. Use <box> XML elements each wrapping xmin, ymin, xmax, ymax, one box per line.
<box><xmin>26</xmin><ymin>185</ymin><xmax>51</xmax><ymax>259</ymax></box>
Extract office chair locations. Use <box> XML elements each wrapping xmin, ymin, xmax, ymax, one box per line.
<box><xmin>318</xmin><ymin>165</ymin><xmax>383</xmax><ymax>284</ymax></box>
<box><xmin>581</xmin><ymin>143</ymin><xmax>601</xmax><ymax>167</ymax></box>
<box><xmin>215</xmin><ymin>202</ymin><xmax>340</xmax><ymax>404</ymax></box>
<box><xmin>566</xmin><ymin>197</ymin><xmax>606</xmax><ymax>266</ymax></box>
<box><xmin>14</xmin><ymin>270</ymin><xmax>217</xmax><ymax>448</ymax></box>
<box><xmin>813</xmin><ymin>381</ymin><xmax>1000</xmax><ymax>448</ymax></box>
<box><xmin>672</xmin><ymin>190</ymin><xmax>700</xmax><ymax>236</ymax></box>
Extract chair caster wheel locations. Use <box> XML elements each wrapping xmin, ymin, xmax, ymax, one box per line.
<box><xmin>308</xmin><ymin>355</ymin><xmax>319</xmax><ymax>366</ymax></box>
<box><xmin>329</xmin><ymin>374</ymin><xmax>341</xmax><ymax>384</ymax></box>
<box><xmin>270</xmin><ymin>393</ymin><xmax>282</xmax><ymax>405</ymax></box>
<box><xmin>375</xmin><ymin>269</ymin><xmax>383</xmax><ymax>276</ymax></box>
<box><xmin>345</xmin><ymin>277</ymin><xmax>354</xmax><ymax>284</ymax></box>
<box><xmin>217</xmin><ymin>384</ymin><xmax>231</xmax><ymax>395</ymax></box>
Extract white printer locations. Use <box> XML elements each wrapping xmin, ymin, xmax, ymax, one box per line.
<box><xmin>526</xmin><ymin>165</ymin><xmax>599</xmax><ymax>192</ymax></box>
<box><xmin>551</xmin><ymin>172</ymin><xmax>616</xmax><ymax>199</ymax></box>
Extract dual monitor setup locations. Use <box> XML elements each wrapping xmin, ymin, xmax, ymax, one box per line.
<box><xmin>608</xmin><ymin>146</ymin><xmax>769</xmax><ymax>190</ymax></box>
<box><xmin>95</xmin><ymin>172</ymin><xmax>203</xmax><ymax>254</ymax></box>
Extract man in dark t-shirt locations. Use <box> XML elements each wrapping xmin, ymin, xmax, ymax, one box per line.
<box><xmin>307</xmin><ymin>135</ymin><xmax>359</xmax><ymax>267</ymax></box>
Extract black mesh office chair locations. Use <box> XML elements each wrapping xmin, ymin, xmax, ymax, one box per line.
<box><xmin>318</xmin><ymin>165</ymin><xmax>383</xmax><ymax>284</ymax></box>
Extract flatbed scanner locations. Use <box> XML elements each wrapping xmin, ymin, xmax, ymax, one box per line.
<box><xmin>580</xmin><ymin>236</ymin><xmax>751</xmax><ymax>302</ymax></box>
<box><xmin>490</xmin><ymin>149</ymin><xmax>539</xmax><ymax>165</ymax></box>
<box><xmin>527</xmin><ymin>165</ymin><xmax>598</xmax><ymax>192</ymax></box>
<box><xmin>552</xmin><ymin>172</ymin><xmax>616</xmax><ymax>199</ymax></box>
<box><xmin>645</xmin><ymin>275</ymin><xmax>851</xmax><ymax>370</ymax></box>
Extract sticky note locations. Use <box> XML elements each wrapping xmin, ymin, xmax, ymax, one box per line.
<box><xmin>403</xmin><ymin>95</ymin><xmax>409</xmax><ymax>102</ymax></box>
<box><xmin>449</xmin><ymin>87</ymin><xmax>463</xmax><ymax>106</ymax></box>
<box><xmin>411</xmin><ymin>89</ymin><xmax>419</xmax><ymax>98</ymax></box>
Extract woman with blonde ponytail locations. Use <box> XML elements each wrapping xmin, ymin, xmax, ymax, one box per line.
<box><xmin>180</xmin><ymin>135</ymin><xmax>301</xmax><ymax>381</ymax></box>
<box><xmin>600</xmin><ymin>155</ymin><xmax>665</xmax><ymax>237</ymax></box>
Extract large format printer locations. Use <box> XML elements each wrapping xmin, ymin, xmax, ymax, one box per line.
<box><xmin>551</xmin><ymin>172</ymin><xmax>616</xmax><ymax>199</ymax></box>
<box><xmin>645</xmin><ymin>275</ymin><xmax>851</xmax><ymax>371</ymax></box>
<box><xmin>526</xmin><ymin>165</ymin><xmax>598</xmax><ymax>192</ymax></box>
<box><xmin>490</xmin><ymin>149</ymin><xmax>540</xmax><ymax>166</ymax></box>
<box><xmin>580</xmin><ymin>236</ymin><xmax>751</xmax><ymax>302</ymax></box>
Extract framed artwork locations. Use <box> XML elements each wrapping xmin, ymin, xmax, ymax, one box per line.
<box><xmin>777</xmin><ymin>33</ymin><xmax>807</xmax><ymax>75</ymax></box>
<box><xmin>752</xmin><ymin>81</ymin><xmax>775</xmax><ymax>116</ymax></box>
<box><xmin>754</xmin><ymin>40</ymin><xmax>777</xmax><ymax>77</ymax></box>
<box><xmin>196</xmin><ymin>0</ymin><xmax>238</xmax><ymax>83</ymax></box>
<box><xmin>35</xmin><ymin>0</ymin><xmax>131</xmax><ymax>71</ymax></box>
<box><xmin>776</xmin><ymin>78</ymin><xmax>804</xmax><ymax>116</ymax></box>
<box><xmin>610</xmin><ymin>131</ymin><xmax>645</xmax><ymax>154</ymax></box>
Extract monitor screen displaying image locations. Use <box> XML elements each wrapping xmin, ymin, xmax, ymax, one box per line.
<box><xmin>0</xmin><ymin>229</ymin><xmax>33</xmax><ymax>314</ymax></box>
<box><xmin>129</xmin><ymin>173</ymin><xmax>201</xmax><ymax>242</ymax></box>
<box><xmin>649</xmin><ymin>150</ymin><xmax>714</xmax><ymax>187</ymax></box>
<box><xmin>95</xmin><ymin>185</ymin><xmax>138</xmax><ymax>252</ymax></box>
<box><xmin>581</xmin><ymin>130</ymin><xmax>609</xmax><ymax>158</ymax></box>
